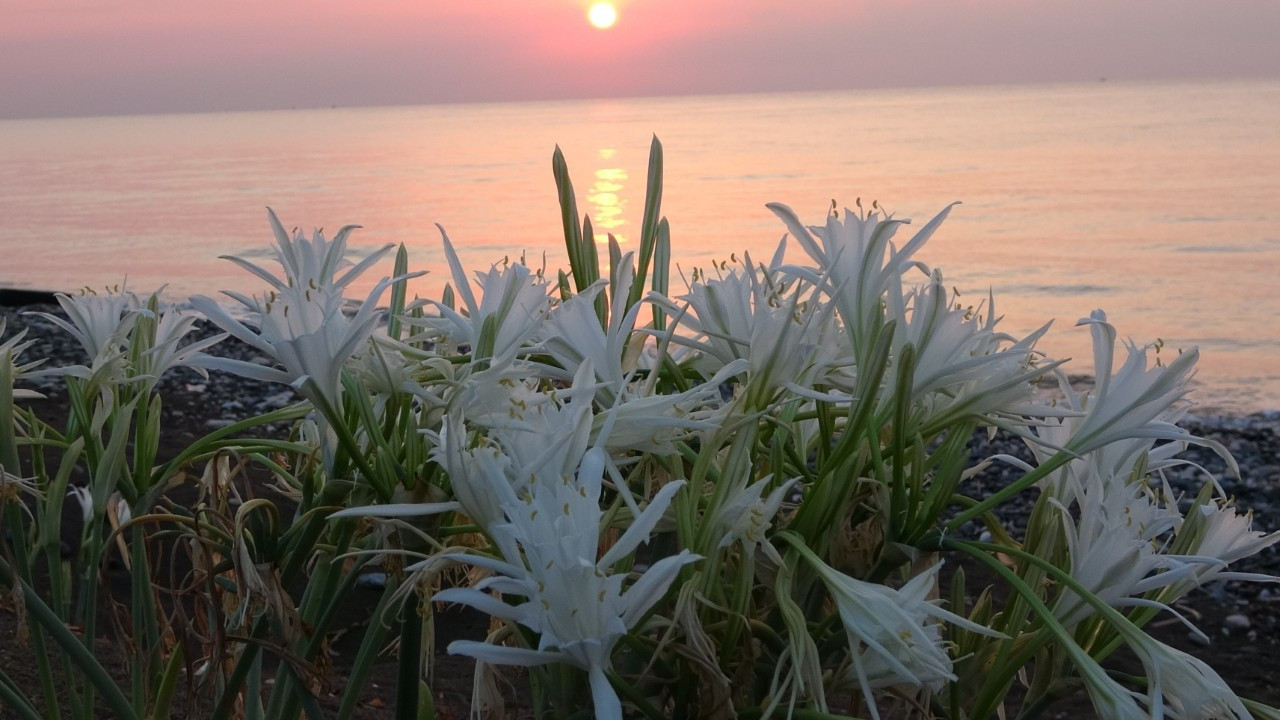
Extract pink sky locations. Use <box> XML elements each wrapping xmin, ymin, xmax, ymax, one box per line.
<box><xmin>3</xmin><ymin>0</ymin><xmax>1278</xmax><ymax>119</ymax></box>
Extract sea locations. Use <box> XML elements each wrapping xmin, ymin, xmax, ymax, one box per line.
<box><xmin>2</xmin><ymin>80</ymin><xmax>1278</xmax><ymax>414</ymax></box>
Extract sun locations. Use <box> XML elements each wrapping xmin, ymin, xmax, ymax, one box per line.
<box><xmin>587</xmin><ymin>2</ymin><xmax>617</xmax><ymax>29</ymax></box>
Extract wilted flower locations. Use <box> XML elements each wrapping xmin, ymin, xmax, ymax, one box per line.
<box><xmin>0</xmin><ymin>468</ymin><xmax>42</xmax><ymax>509</ymax></box>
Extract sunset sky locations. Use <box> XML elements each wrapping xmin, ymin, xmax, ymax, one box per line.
<box><xmin>3</xmin><ymin>0</ymin><xmax>1278</xmax><ymax>120</ymax></box>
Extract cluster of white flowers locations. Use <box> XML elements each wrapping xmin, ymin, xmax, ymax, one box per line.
<box><xmin>16</xmin><ymin>173</ymin><xmax>1275</xmax><ymax>718</ymax></box>
<box><xmin>210</xmin><ymin>198</ymin><xmax>1276</xmax><ymax>718</ymax></box>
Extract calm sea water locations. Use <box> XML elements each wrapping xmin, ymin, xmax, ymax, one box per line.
<box><xmin>2</xmin><ymin>81</ymin><xmax>1278</xmax><ymax>413</ymax></box>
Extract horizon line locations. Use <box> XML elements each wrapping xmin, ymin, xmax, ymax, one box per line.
<box><xmin>4</xmin><ymin>73</ymin><xmax>1277</xmax><ymax>124</ymax></box>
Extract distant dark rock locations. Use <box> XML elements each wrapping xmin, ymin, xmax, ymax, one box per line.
<box><xmin>0</xmin><ymin>288</ymin><xmax>59</xmax><ymax>307</ymax></box>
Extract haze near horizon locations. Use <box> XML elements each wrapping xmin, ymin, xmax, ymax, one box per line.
<box><xmin>4</xmin><ymin>0</ymin><xmax>1279</xmax><ymax>120</ymax></box>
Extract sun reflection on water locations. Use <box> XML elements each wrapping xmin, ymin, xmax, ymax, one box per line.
<box><xmin>587</xmin><ymin>147</ymin><xmax>627</xmax><ymax>243</ymax></box>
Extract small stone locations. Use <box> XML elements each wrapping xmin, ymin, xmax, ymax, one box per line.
<box><xmin>356</xmin><ymin>572</ymin><xmax>388</xmax><ymax>589</ymax></box>
<box><xmin>1224</xmin><ymin>613</ymin><xmax>1251</xmax><ymax>631</ymax></box>
<box><xmin>204</xmin><ymin>418</ymin><xmax>235</xmax><ymax>430</ymax></box>
<box><xmin>257</xmin><ymin>390</ymin><xmax>295</xmax><ymax>411</ymax></box>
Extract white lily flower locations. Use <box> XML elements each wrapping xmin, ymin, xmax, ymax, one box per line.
<box><xmin>591</xmin><ymin>379</ymin><xmax>732</xmax><ymax>456</ymax></box>
<box><xmin>1111</xmin><ymin>622</ymin><xmax>1254</xmax><ymax>719</ymax></box>
<box><xmin>537</xmin><ymin>266</ymin><xmax>643</xmax><ymax>402</ymax></box>
<box><xmin>803</xmin><ymin>556</ymin><xmax>1001</xmax><ymax>717</ymax></box>
<box><xmin>769</xmin><ymin>200</ymin><xmax>956</xmax><ymax>363</ymax></box>
<box><xmin>426</xmin><ymin>414</ymin><xmax>524</xmax><ymax>539</ymax></box>
<box><xmin>26</xmin><ymin>287</ymin><xmax>141</xmax><ymax>364</ymax></box>
<box><xmin>191</xmin><ymin>211</ymin><xmax>412</xmax><ymax>419</ymax></box>
<box><xmin>1185</xmin><ymin>501</ymin><xmax>1280</xmax><ymax>569</ymax></box>
<box><xmin>664</xmin><ymin>259</ymin><xmax>841</xmax><ymax>404</ymax></box>
<box><xmin>351</xmin><ymin>334</ymin><xmax>420</xmax><ymax>398</ymax></box>
<box><xmin>0</xmin><ymin>320</ymin><xmax>46</xmax><ymax>400</ymax></box>
<box><xmin>888</xmin><ymin>271</ymin><xmax>1062</xmax><ymax>426</ymax></box>
<box><xmin>436</xmin><ymin>439</ymin><xmax>698</xmax><ymax>720</ymax></box>
<box><xmin>22</xmin><ymin>290</ymin><xmax>219</xmax><ymax>393</ymax></box>
<box><xmin>191</xmin><ymin>280</ymin><xmax>391</xmax><ymax>413</ymax></box>
<box><xmin>468</xmin><ymin>362</ymin><xmax>596</xmax><ymax>476</ymax></box>
<box><xmin>1167</xmin><ymin>500</ymin><xmax>1280</xmax><ymax>596</ymax></box>
<box><xmin>444</xmin><ymin>356</ymin><xmax>548</xmax><ymax>427</ymax></box>
<box><xmin>223</xmin><ymin>208</ymin><xmax>393</xmax><ymax>296</ymax></box>
<box><xmin>426</xmin><ymin>365</ymin><xmax>598</xmax><ymax>539</ymax></box>
<box><xmin>892</xmin><ymin>273</ymin><xmax>1007</xmax><ymax>396</ymax></box>
<box><xmin>667</xmin><ymin>264</ymin><xmax>761</xmax><ymax>373</ymax></box>
<box><xmin>1052</xmin><ymin>480</ymin><xmax>1187</xmax><ymax>626</ymax></box>
<box><xmin>425</xmin><ymin>375</ymin><xmax>702</xmax><ymax>719</ymax></box>
<box><xmin>710</xmin><ymin>475</ymin><xmax>799</xmax><ymax>553</ymax></box>
<box><xmin>133</xmin><ymin>303</ymin><xmax>227</xmax><ymax>388</ymax></box>
<box><xmin>24</xmin><ymin>289</ymin><xmax>160</xmax><ymax>395</ymax></box>
<box><xmin>66</xmin><ymin>486</ymin><xmax>131</xmax><ymax>527</ymax></box>
<box><xmin>405</xmin><ymin>227</ymin><xmax>550</xmax><ymax>363</ymax></box>
<box><xmin>1064</xmin><ymin>311</ymin><xmax>1201</xmax><ymax>456</ymax></box>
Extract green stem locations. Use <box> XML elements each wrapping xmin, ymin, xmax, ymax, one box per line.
<box><xmin>147</xmin><ymin>405</ymin><xmax>310</xmax><ymax>488</ymax></box>
<box><xmin>944</xmin><ymin>450</ymin><xmax>1074</xmax><ymax>530</ymax></box>
<box><xmin>335</xmin><ymin>576</ymin><xmax>403</xmax><ymax>720</ymax></box>
<box><xmin>3</xmin><ymin>501</ymin><xmax>65</xmax><ymax>719</ymax></box>
<box><xmin>0</xmin><ymin>557</ymin><xmax>139</xmax><ymax>720</ymax></box>
<box><xmin>395</xmin><ymin>590</ymin><xmax>422</xmax><ymax>720</ymax></box>
<box><xmin>146</xmin><ymin>642</ymin><xmax>184</xmax><ymax>720</ymax></box>
<box><xmin>606</xmin><ymin>669</ymin><xmax>667</xmax><ymax>720</ymax></box>
<box><xmin>0</xmin><ymin>671</ymin><xmax>44</xmax><ymax>720</ymax></box>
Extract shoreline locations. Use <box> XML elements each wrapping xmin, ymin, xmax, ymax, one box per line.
<box><xmin>5</xmin><ymin>289</ymin><xmax>1277</xmax><ymax>421</ymax></box>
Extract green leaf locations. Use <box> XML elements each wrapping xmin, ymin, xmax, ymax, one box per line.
<box><xmin>651</xmin><ymin>218</ymin><xmax>671</xmax><ymax>332</ymax></box>
<box><xmin>388</xmin><ymin>243</ymin><xmax>411</xmax><ymax>340</ymax></box>
<box><xmin>628</xmin><ymin>135</ymin><xmax>664</xmax><ymax>310</ymax></box>
<box><xmin>553</xmin><ymin>145</ymin><xmax>588</xmax><ymax>292</ymax></box>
